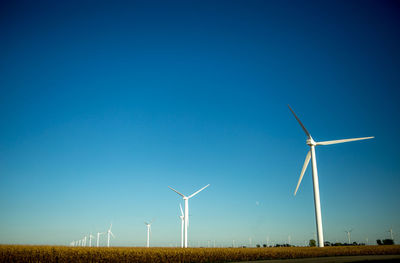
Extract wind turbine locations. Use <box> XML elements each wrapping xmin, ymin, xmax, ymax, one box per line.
<box><xmin>388</xmin><ymin>227</ymin><xmax>394</xmax><ymax>240</ymax></box>
<box><xmin>89</xmin><ymin>233</ymin><xmax>95</xmax><ymax>247</ymax></box>
<box><xmin>145</xmin><ymin>221</ymin><xmax>152</xmax><ymax>247</ymax></box>
<box><xmin>179</xmin><ymin>204</ymin><xmax>184</xmax><ymax>248</ymax></box>
<box><xmin>97</xmin><ymin>232</ymin><xmax>104</xmax><ymax>247</ymax></box>
<box><xmin>288</xmin><ymin>105</ymin><xmax>374</xmax><ymax>247</ymax></box>
<box><xmin>107</xmin><ymin>223</ymin><xmax>115</xmax><ymax>247</ymax></box>
<box><xmin>168</xmin><ymin>184</ymin><xmax>210</xmax><ymax>248</ymax></box>
<box><xmin>345</xmin><ymin>229</ymin><xmax>353</xmax><ymax>244</ymax></box>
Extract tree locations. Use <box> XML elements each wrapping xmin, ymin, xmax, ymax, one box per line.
<box><xmin>383</xmin><ymin>239</ymin><xmax>394</xmax><ymax>245</ymax></box>
<box><xmin>309</xmin><ymin>239</ymin><xmax>316</xmax><ymax>247</ymax></box>
<box><xmin>377</xmin><ymin>239</ymin><xmax>383</xmax><ymax>245</ymax></box>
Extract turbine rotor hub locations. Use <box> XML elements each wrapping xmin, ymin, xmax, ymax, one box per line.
<box><xmin>306</xmin><ymin>137</ymin><xmax>316</xmax><ymax>146</ymax></box>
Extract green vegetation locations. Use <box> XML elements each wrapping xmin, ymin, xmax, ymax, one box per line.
<box><xmin>0</xmin><ymin>245</ymin><xmax>399</xmax><ymax>263</ymax></box>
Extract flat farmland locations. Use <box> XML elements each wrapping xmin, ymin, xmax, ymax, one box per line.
<box><xmin>1</xmin><ymin>245</ymin><xmax>399</xmax><ymax>263</ymax></box>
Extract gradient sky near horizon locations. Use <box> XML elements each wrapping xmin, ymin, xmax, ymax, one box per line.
<box><xmin>1</xmin><ymin>0</ymin><xmax>400</xmax><ymax>247</ymax></box>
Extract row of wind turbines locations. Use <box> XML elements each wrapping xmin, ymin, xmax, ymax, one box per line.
<box><xmin>68</xmin><ymin>183</ymin><xmax>210</xmax><ymax>249</ymax></box>
<box><xmin>70</xmin><ymin>106</ymin><xmax>374</xmax><ymax>248</ymax></box>
<box><xmin>70</xmin><ymin>224</ymin><xmax>114</xmax><ymax>247</ymax></box>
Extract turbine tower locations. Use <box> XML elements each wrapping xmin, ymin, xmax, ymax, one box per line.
<box><xmin>179</xmin><ymin>204</ymin><xmax>184</xmax><ymax>248</ymax></box>
<box><xmin>89</xmin><ymin>233</ymin><xmax>95</xmax><ymax>247</ymax></box>
<box><xmin>388</xmin><ymin>227</ymin><xmax>394</xmax><ymax>240</ymax></box>
<box><xmin>96</xmin><ymin>232</ymin><xmax>104</xmax><ymax>247</ymax></box>
<box><xmin>288</xmin><ymin>105</ymin><xmax>373</xmax><ymax>247</ymax></box>
<box><xmin>107</xmin><ymin>223</ymin><xmax>115</xmax><ymax>247</ymax></box>
<box><xmin>145</xmin><ymin>221</ymin><xmax>152</xmax><ymax>247</ymax></box>
<box><xmin>345</xmin><ymin>229</ymin><xmax>353</xmax><ymax>244</ymax></box>
<box><xmin>168</xmin><ymin>184</ymin><xmax>210</xmax><ymax>248</ymax></box>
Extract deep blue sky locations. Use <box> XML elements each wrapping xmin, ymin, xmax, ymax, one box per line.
<box><xmin>0</xmin><ymin>0</ymin><xmax>399</xmax><ymax>246</ymax></box>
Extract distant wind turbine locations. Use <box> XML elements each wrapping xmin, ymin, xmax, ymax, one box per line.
<box><xmin>288</xmin><ymin>105</ymin><xmax>374</xmax><ymax>247</ymax></box>
<box><xmin>145</xmin><ymin>221</ymin><xmax>152</xmax><ymax>247</ymax></box>
<box><xmin>388</xmin><ymin>227</ymin><xmax>394</xmax><ymax>240</ymax></box>
<box><xmin>97</xmin><ymin>232</ymin><xmax>104</xmax><ymax>247</ymax></box>
<box><xmin>345</xmin><ymin>229</ymin><xmax>353</xmax><ymax>244</ymax></box>
<box><xmin>168</xmin><ymin>184</ymin><xmax>210</xmax><ymax>248</ymax></box>
<box><xmin>107</xmin><ymin>223</ymin><xmax>115</xmax><ymax>247</ymax></box>
<box><xmin>89</xmin><ymin>233</ymin><xmax>95</xmax><ymax>247</ymax></box>
<box><xmin>179</xmin><ymin>204</ymin><xmax>184</xmax><ymax>248</ymax></box>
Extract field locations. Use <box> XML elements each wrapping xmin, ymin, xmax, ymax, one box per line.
<box><xmin>1</xmin><ymin>245</ymin><xmax>399</xmax><ymax>263</ymax></box>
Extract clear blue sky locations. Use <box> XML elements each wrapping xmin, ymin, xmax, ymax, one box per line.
<box><xmin>0</xmin><ymin>0</ymin><xmax>399</xmax><ymax>247</ymax></box>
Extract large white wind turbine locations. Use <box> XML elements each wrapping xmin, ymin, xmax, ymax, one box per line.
<box><xmin>179</xmin><ymin>204</ymin><xmax>184</xmax><ymax>248</ymax></box>
<box><xmin>168</xmin><ymin>184</ymin><xmax>210</xmax><ymax>248</ymax></box>
<box><xmin>289</xmin><ymin>105</ymin><xmax>374</xmax><ymax>247</ymax></box>
<box><xmin>107</xmin><ymin>223</ymin><xmax>115</xmax><ymax>247</ymax></box>
<box><xmin>145</xmin><ymin>221</ymin><xmax>152</xmax><ymax>248</ymax></box>
<box><xmin>97</xmin><ymin>232</ymin><xmax>104</xmax><ymax>247</ymax></box>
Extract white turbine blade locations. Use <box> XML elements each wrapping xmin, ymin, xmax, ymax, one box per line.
<box><xmin>179</xmin><ymin>204</ymin><xmax>184</xmax><ymax>216</ymax></box>
<box><xmin>316</xmin><ymin>136</ymin><xmax>374</xmax><ymax>145</ymax></box>
<box><xmin>168</xmin><ymin>186</ymin><xmax>185</xmax><ymax>197</ymax></box>
<box><xmin>110</xmin><ymin>231</ymin><xmax>115</xmax><ymax>238</ymax></box>
<box><xmin>288</xmin><ymin>105</ymin><xmax>311</xmax><ymax>137</ymax></box>
<box><xmin>188</xmin><ymin>184</ymin><xmax>210</xmax><ymax>198</ymax></box>
<box><xmin>294</xmin><ymin>150</ymin><xmax>311</xmax><ymax>196</ymax></box>
<box><xmin>109</xmin><ymin>223</ymin><xmax>112</xmax><ymax>231</ymax></box>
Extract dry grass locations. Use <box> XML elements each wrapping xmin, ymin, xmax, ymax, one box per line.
<box><xmin>0</xmin><ymin>245</ymin><xmax>399</xmax><ymax>263</ymax></box>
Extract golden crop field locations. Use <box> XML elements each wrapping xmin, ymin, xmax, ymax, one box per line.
<box><xmin>0</xmin><ymin>245</ymin><xmax>399</xmax><ymax>263</ymax></box>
